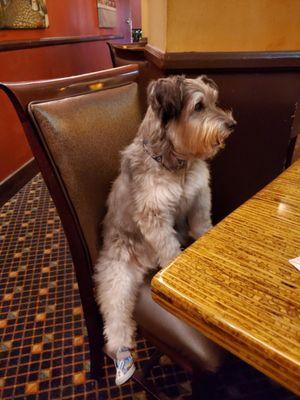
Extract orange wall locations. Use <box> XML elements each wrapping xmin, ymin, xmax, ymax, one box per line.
<box><xmin>141</xmin><ymin>0</ymin><xmax>166</xmax><ymax>51</ymax></box>
<box><xmin>0</xmin><ymin>0</ymin><xmax>140</xmax><ymax>182</ymax></box>
<box><xmin>143</xmin><ymin>0</ymin><xmax>300</xmax><ymax>52</ymax></box>
<box><xmin>130</xmin><ymin>0</ymin><xmax>141</xmax><ymax>28</ymax></box>
<box><xmin>167</xmin><ymin>0</ymin><xmax>300</xmax><ymax>52</ymax></box>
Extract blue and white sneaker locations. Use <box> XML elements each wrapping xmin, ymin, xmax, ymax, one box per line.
<box><xmin>114</xmin><ymin>347</ymin><xmax>135</xmax><ymax>385</ymax></box>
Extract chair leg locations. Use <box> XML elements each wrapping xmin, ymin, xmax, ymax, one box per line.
<box><xmin>191</xmin><ymin>371</ymin><xmax>217</xmax><ymax>400</ymax></box>
<box><xmin>133</xmin><ymin>370</ymin><xmax>162</xmax><ymax>400</ymax></box>
<box><xmin>130</xmin><ymin>349</ymin><xmax>164</xmax><ymax>399</ymax></box>
<box><xmin>141</xmin><ymin>349</ymin><xmax>163</xmax><ymax>378</ymax></box>
<box><xmin>86</xmin><ymin>320</ymin><xmax>105</xmax><ymax>381</ymax></box>
<box><xmin>79</xmin><ymin>293</ymin><xmax>105</xmax><ymax>381</ymax></box>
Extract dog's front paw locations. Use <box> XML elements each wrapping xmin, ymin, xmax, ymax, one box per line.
<box><xmin>189</xmin><ymin>222</ymin><xmax>213</xmax><ymax>240</ymax></box>
<box><xmin>159</xmin><ymin>249</ymin><xmax>182</xmax><ymax>269</ymax></box>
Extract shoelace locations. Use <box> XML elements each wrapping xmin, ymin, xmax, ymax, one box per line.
<box><xmin>118</xmin><ymin>359</ymin><xmax>125</xmax><ymax>373</ymax></box>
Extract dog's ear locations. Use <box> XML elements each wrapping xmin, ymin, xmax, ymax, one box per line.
<box><xmin>200</xmin><ymin>75</ymin><xmax>218</xmax><ymax>91</ymax></box>
<box><xmin>147</xmin><ymin>76</ymin><xmax>184</xmax><ymax>126</ymax></box>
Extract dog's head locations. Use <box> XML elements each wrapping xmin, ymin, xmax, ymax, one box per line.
<box><xmin>147</xmin><ymin>75</ymin><xmax>236</xmax><ymax>161</ymax></box>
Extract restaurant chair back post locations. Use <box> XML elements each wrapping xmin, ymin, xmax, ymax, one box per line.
<box><xmin>107</xmin><ymin>41</ymin><xmax>147</xmax><ymax>67</ymax></box>
<box><xmin>107</xmin><ymin>41</ymin><xmax>156</xmax><ymax>113</ymax></box>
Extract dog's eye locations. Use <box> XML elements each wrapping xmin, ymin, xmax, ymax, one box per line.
<box><xmin>194</xmin><ymin>101</ymin><xmax>204</xmax><ymax>112</ymax></box>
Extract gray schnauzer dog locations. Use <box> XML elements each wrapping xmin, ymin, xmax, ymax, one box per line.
<box><xmin>94</xmin><ymin>75</ymin><xmax>236</xmax><ymax>384</ymax></box>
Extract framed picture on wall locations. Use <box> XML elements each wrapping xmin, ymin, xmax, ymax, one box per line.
<box><xmin>0</xmin><ymin>0</ymin><xmax>49</xmax><ymax>29</ymax></box>
<box><xmin>97</xmin><ymin>0</ymin><xmax>116</xmax><ymax>28</ymax></box>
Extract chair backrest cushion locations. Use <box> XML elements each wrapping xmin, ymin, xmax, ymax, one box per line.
<box><xmin>30</xmin><ymin>82</ymin><xmax>141</xmax><ymax>264</ymax></box>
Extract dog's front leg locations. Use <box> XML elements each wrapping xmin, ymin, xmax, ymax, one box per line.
<box><xmin>187</xmin><ymin>185</ymin><xmax>213</xmax><ymax>240</ymax></box>
<box><xmin>133</xmin><ymin>190</ymin><xmax>182</xmax><ymax>268</ymax></box>
<box><xmin>139</xmin><ymin>214</ymin><xmax>181</xmax><ymax>268</ymax></box>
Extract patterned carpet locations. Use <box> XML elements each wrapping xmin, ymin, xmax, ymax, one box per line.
<box><xmin>0</xmin><ymin>174</ymin><xmax>299</xmax><ymax>400</ymax></box>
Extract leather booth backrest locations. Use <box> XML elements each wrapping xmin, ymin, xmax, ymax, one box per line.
<box><xmin>30</xmin><ymin>83</ymin><xmax>141</xmax><ymax>264</ymax></box>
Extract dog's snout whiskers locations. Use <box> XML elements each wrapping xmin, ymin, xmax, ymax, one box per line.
<box><xmin>225</xmin><ymin>120</ymin><xmax>237</xmax><ymax>130</ymax></box>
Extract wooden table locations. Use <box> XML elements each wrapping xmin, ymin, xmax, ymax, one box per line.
<box><xmin>151</xmin><ymin>160</ymin><xmax>300</xmax><ymax>395</ymax></box>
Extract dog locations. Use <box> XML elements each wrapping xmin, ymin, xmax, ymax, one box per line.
<box><xmin>94</xmin><ymin>75</ymin><xmax>236</xmax><ymax>384</ymax></box>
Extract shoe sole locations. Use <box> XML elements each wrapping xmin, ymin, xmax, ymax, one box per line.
<box><xmin>115</xmin><ymin>363</ymin><xmax>136</xmax><ymax>386</ymax></box>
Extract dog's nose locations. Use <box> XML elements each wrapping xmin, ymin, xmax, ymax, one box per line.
<box><xmin>225</xmin><ymin>120</ymin><xmax>237</xmax><ymax>130</ymax></box>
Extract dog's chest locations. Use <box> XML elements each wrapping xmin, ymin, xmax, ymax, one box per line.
<box><xmin>177</xmin><ymin>160</ymin><xmax>209</xmax><ymax>212</ymax></box>
<box><xmin>177</xmin><ymin>179</ymin><xmax>197</xmax><ymax>214</ymax></box>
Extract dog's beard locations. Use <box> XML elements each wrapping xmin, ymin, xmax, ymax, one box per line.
<box><xmin>169</xmin><ymin>117</ymin><xmax>231</xmax><ymax>160</ymax></box>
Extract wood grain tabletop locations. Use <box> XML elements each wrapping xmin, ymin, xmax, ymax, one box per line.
<box><xmin>151</xmin><ymin>159</ymin><xmax>300</xmax><ymax>394</ymax></box>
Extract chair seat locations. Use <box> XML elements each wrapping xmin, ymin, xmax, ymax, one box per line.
<box><xmin>134</xmin><ymin>278</ymin><xmax>224</xmax><ymax>373</ymax></box>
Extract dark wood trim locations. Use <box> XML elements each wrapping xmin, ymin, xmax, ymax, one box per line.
<box><xmin>0</xmin><ymin>158</ymin><xmax>38</xmax><ymax>207</ymax></box>
<box><xmin>291</xmin><ymin>102</ymin><xmax>300</xmax><ymax>139</ymax></box>
<box><xmin>287</xmin><ymin>103</ymin><xmax>300</xmax><ymax>166</ymax></box>
<box><xmin>285</xmin><ymin>136</ymin><xmax>298</xmax><ymax>168</ymax></box>
<box><xmin>0</xmin><ymin>34</ymin><xmax>124</xmax><ymax>52</ymax></box>
<box><xmin>145</xmin><ymin>44</ymin><xmax>300</xmax><ymax>71</ymax></box>
<box><xmin>144</xmin><ymin>44</ymin><xmax>165</xmax><ymax>69</ymax></box>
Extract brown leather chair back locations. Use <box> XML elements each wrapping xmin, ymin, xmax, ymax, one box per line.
<box><xmin>1</xmin><ymin>65</ymin><xmax>141</xmax><ymax>265</ymax></box>
<box><xmin>30</xmin><ymin>76</ymin><xmax>141</xmax><ymax>264</ymax></box>
<box><xmin>0</xmin><ymin>65</ymin><xmax>141</xmax><ymax>379</ymax></box>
